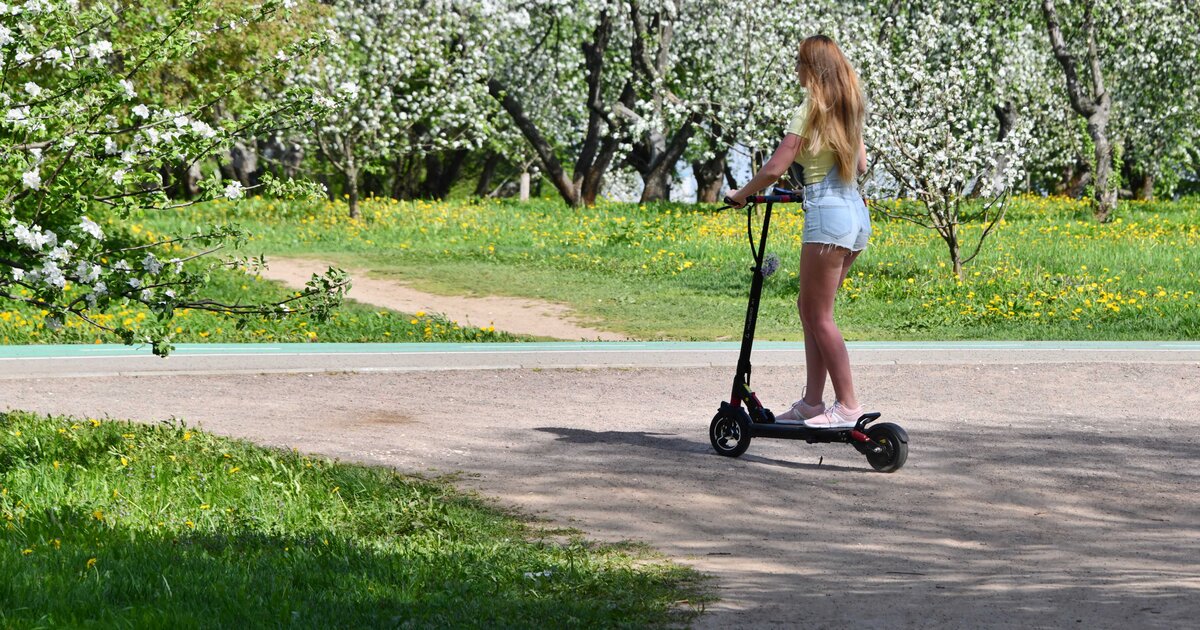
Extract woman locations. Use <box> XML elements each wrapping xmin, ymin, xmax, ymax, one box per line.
<box><xmin>726</xmin><ymin>34</ymin><xmax>869</xmax><ymax>429</ymax></box>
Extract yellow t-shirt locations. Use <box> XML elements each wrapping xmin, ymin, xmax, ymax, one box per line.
<box><xmin>785</xmin><ymin>99</ymin><xmax>836</xmax><ymax>185</ymax></box>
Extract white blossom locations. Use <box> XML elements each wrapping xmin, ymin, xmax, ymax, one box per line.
<box><xmin>35</xmin><ymin>260</ymin><xmax>66</xmax><ymax>289</ymax></box>
<box><xmin>142</xmin><ymin>252</ymin><xmax>162</xmax><ymax>274</ymax></box>
<box><xmin>75</xmin><ymin>260</ymin><xmax>100</xmax><ymax>283</ymax></box>
<box><xmin>79</xmin><ymin>216</ymin><xmax>104</xmax><ymax>240</ymax></box>
<box><xmin>224</xmin><ymin>181</ymin><xmax>244</xmax><ymax>200</ymax></box>
<box><xmin>87</xmin><ymin>40</ymin><xmax>112</xmax><ymax>59</ymax></box>
<box><xmin>190</xmin><ymin>119</ymin><xmax>216</xmax><ymax>137</ymax></box>
<box><xmin>22</xmin><ymin>169</ymin><xmax>41</xmax><ymax>190</ymax></box>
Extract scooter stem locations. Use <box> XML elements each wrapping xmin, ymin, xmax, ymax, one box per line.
<box><xmin>731</xmin><ymin>201</ymin><xmax>775</xmax><ymax>408</ymax></box>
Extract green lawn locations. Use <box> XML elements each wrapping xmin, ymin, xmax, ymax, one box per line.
<box><xmin>135</xmin><ymin>194</ymin><xmax>1200</xmax><ymax>341</ymax></box>
<box><xmin>0</xmin><ymin>250</ymin><xmax>520</xmax><ymax>345</ymax></box>
<box><xmin>6</xmin><ymin>194</ymin><xmax>1196</xmax><ymax>344</ymax></box>
<box><xmin>0</xmin><ymin>411</ymin><xmax>706</xmax><ymax>627</ymax></box>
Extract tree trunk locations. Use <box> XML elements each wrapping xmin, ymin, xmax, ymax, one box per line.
<box><xmin>161</xmin><ymin>162</ymin><xmax>201</xmax><ymax>199</ymax></box>
<box><xmin>346</xmin><ymin>168</ymin><xmax>360</xmax><ymax>219</ymax></box>
<box><xmin>474</xmin><ymin>153</ymin><xmax>500</xmax><ymax>197</ymax></box>
<box><xmin>229</xmin><ymin>141</ymin><xmax>258</xmax><ymax>187</ymax></box>
<box><xmin>581</xmin><ymin>134</ymin><xmax>620</xmax><ymax>206</ymax></box>
<box><xmin>390</xmin><ymin>154</ymin><xmax>423</xmax><ymax>200</ymax></box>
<box><xmin>1137</xmin><ymin>172</ymin><xmax>1155</xmax><ymax>200</ymax></box>
<box><xmin>943</xmin><ymin>222</ymin><xmax>963</xmax><ymax>280</ymax></box>
<box><xmin>519</xmin><ymin>171</ymin><xmax>530</xmax><ymax>201</ymax></box>
<box><xmin>1088</xmin><ymin>110</ymin><xmax>1116</xmax><ymax>221</ymax></box>
<box><xmin>420</xmin><ymin>149</ymin><xmax>469</xmax><ymax>199</ymax></box>
<box><xmin>693</xmin><ymin>152</ymin><xmax>726</xmax><ymax>203</ymax></box>
<box><xmin>969</xmin><ymin>101</ymin><xmax>1017</xmax><ymax>198</ymax></box>
<box><xmin>640</xmin><ymin>170</ymin><xmax>671</xmax><ymax>202</ymax></box>
<box><xmin>1042</xmin><ymin>0</ymin><xmax>1116</xmax><ymax>221</ymax></box>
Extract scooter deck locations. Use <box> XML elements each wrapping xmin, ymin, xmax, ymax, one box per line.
<box><xmin>748</xmin><ymin>422</ymin><xmax>856</xmax><ymax>442</ymax></box>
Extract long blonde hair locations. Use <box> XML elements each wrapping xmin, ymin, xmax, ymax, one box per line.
<box><xmin>796</xmin><ymin>35</ymin><xmax>864</xmax><ymax>183</ymax></box>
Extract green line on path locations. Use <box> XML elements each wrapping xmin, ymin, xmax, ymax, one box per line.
<box><xmin>1</xmin><ymin>340</ymin><xmax>1199</xmax><ymax>359</ymax></box>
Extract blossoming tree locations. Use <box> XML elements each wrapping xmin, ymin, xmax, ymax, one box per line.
<box><xmin>1</xmin><ymin>0</ymin><xmax>347</xmax><ymax>355</ymax></box>
<box><xmin>832</xmin><ymin>2</ymin><xmax>1037</xmax><ymax>279</ymax></box>
<box><xmin>287</xmin><ymin>0</ymin><xmax>494</xmax><ymax>217</ymax></box>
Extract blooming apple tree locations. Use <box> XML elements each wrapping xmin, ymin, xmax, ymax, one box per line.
<box><xmin>1</xmin><ymin>0</ymin><xmax>348</xmax><ymax>356</ymax></box>
<box><xmin>287</xmin><ymin>0</ymin><xmax>495</xmax><ymax>217</ymax></box>
<box><xmin>834</xmin><ymin>2</ymin><xmax>1036</xmax><ymax>279</ymax></box>
<box><xmin>624</xmin><ymin>0</ymin><xmax>815</xmax><ymax>201</ymax></box>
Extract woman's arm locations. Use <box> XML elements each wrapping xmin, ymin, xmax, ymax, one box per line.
<box><xmin>857</xmin><ymin>140</ymin><xmax>868</xmax><ymax>175</ymax></box>
<box><xmin>727</xmin><ymin>134</ymin><xmax>804</xmax><ymax>207</ymax></box>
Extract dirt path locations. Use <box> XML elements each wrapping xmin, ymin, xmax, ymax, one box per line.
<box><xmin>259</xmin><ymin>256</ymin><xmax>628</xmax><ymax>341</ymax></box>
<box><xmin>7</xmin><ymin>359</ymin><xmax>1199</xmax><ymax>628</ymax></box>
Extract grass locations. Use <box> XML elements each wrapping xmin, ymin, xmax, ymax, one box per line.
<box><xmin>132</xmin><ymin>194</ymin><xmax>1200</xmax><ymax>341</ymax></box>
<box><xmin>0</xmin><ymin>411</ymin><xmax>706</xmax><ymax>627</ymax></box>
<box><xmin>5</xmin><ymin>194</ymin><xmax>1197</xmax><ymax>343</ymax></box>
<box><xmin>0</xmin><ymin>220</ymin><xmax>520</xmax><ymax>344</ymax></box>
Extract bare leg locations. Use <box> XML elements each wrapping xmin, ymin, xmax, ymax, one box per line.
<box><xmin>799</xmin><ymin>249</ymin><xmax>860</xmax><ymax>405</ymax></box>
<box><xmin>798</xmin><ymin>243</ymin><xmax>861</xmax><ymax>408</ymax></box>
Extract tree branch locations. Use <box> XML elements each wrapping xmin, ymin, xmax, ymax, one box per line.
<box><xmin>1041</xmin><ymin>0</ymin><xmax>1098</xmax><ymax>117</ymax></box>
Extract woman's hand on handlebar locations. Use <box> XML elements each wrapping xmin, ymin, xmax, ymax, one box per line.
<box><xmin>724</xmin><ymin>188</ymin><xmax>749</xmax><ymax>209</ymax></box>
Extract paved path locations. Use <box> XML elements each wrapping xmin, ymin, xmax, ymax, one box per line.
<box><xmin>4</xmin><ymin>342</ymin><xmax>1199</xmax><ymax>628</ymax></box>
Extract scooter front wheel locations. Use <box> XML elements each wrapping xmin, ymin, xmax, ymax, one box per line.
<box><xmin>710</xmin><ymin>409</ymin><xmax>751</xmax><ymax>457</ymax></box>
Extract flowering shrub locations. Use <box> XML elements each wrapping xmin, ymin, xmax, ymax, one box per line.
<box><xmin>1</xmin><ymin>0</ymin><xmax>348</xmax><ymax>355</ymax></box>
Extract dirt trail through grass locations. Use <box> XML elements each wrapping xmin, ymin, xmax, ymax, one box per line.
<box><xmin>259</xmin><ymin>256</ymin><xmax>628</xmax><ymax>341</ymax></box>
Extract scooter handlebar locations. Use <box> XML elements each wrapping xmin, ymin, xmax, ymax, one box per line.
<box><xmin>746</xmin><ymin>193</ymin><xmax>803</xmax><ymax>204</ymax></box>
<box><xmin>723</xmin><ymin>187</ymin><xmax>804</xmax><ymax>207</ymax></box>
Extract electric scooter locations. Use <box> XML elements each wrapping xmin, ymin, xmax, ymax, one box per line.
<box><xmin>708</xmin><ymin>188</ymin><xmax>908</xmax><ymax>472</ymax></box>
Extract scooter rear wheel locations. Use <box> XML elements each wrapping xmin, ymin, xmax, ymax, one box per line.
<box><xmin>864</xmin><ymin>422</ymin><xmax>908</xmax><ymax>472</ymax></box>
<box><xmin>710</xmin><ymin>410</ymin><xmax>751</xmax><ymax>457</ymax></box>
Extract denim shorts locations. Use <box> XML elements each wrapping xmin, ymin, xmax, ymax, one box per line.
<box><xmin>802</xmin><ymin>169</ymin><xmax>871</xmax><ymax>252</ymax></box>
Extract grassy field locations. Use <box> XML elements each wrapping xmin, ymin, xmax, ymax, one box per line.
<box><xmin>0</xmin><ymin>215</ymin><xmax>518</xmax><ymax>345</ymax></box>
<box><xmin>4</xmin><ymin>194</ymin><xmax>1196</xmax><ymax>343</ymax></box>
<box><xmin>129</xmin><ymin>194</ymin><xmax>1200</xmax><ymax>341</ymax></box>
<box><xmin>0</xmin><ymin>411</ymin><xmax>705</xmax><ymax>627</ymax></box>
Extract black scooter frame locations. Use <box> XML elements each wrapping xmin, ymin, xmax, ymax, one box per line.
<box><xmin>714</xmin><ymin>191</ymin><xmax>909</xmax><ymax>463</ymax></box>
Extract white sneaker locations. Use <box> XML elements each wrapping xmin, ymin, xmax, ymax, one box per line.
<box><xmin>802</xmin><ymin>401</ymin><xmax>862</xmax><ymax>429</ymax></box>
<box><xmin>774</xmin><ymin>398</ymin><xmax>825</xmax><ymax>424</ymax></box>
